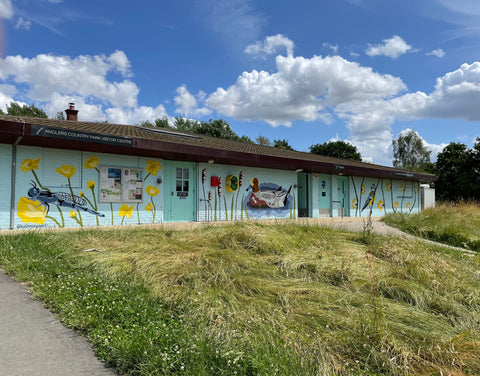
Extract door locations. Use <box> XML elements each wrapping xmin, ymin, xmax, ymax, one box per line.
<box><xmin>164</xmin><ymin>161</ymin><xmax>196</xmax><ymax>222</ymax></box>
<box><xmin>336</xmin><ymin>176</ymin><xmax>349</xmax><ymax>217</ymax></box>
<box><xmin>318</xmin><ymin>174</ymin><xmax>331</xmax><ymax>217</ymax></box>
<box><xmin>297</xmin><ymin>172</ymin><xmax>311</xmax><ymax>217</ymax></box>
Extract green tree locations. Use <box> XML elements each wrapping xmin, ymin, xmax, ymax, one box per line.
<box><xmin>434</xmin><ymin>141</ymin><xmax>478</xmax><ymax>202</ymax></box>
<box><xmin>140</xmin><ymin>116</ymin><xmax>173</xmax><ymax>129</ymax></box>
<box><xmin>392</xmin><ymin>129</ymin><xmax>431</xmax><ymax>171</ymax></box>
<box><xmin>256</xmin><ymin>135</ymin><xmax>272</xmax><ymax>147</ymax></box>
<box><xmin>309</xmin><ymin>140</ymin><xmax>362</xmax><ymax>161</ymax></box>
<box><xmin>54</xmin><ymin>111</ymin><xmax>66</xmax><ymax>120</ymax></box>
<box><xmin>273</xmin><ymin>139</ymin><xmax>294</xmax><ymax>150</ymax></box>
<box><xmin>4</xmin><ymin>102</ymin><xmax>48</xmax><ymax>118</ymax></box>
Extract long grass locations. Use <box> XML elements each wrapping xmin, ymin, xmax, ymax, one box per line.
<box><xmin>383</xmin><ymin>201</ymin><xmax>480</xmax><ymax>252</ymax></box>
<box><xmin>1</xmin><ymin>221</ymin><xmax>479</xmax><ymax>375</ymax></box>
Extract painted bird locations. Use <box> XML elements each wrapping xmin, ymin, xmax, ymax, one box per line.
<box><xmin>361</xmin><ymin>185</ymin><xmax>376</xmax><ymax>212</ymax></box>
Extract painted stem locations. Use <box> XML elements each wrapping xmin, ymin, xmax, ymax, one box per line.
<box><xmin>151</xmin><ymin>196</ymin><xmax>156</xmax><ymax>223</ymax></box>
<box><xmin>31</xmin><ymin>170</ymin><xmax>50</xmax><ymax>191</ymax></box>
<box><xmin>68</xmin><ymin>177</ymin><xmax>83</xmax><ymax>227</ymax></box>
<box><xmin>46</xmin><ymin>215</ymin><xmax>62</xmax><ymax>228</ymax></box>
<box><xmin>110</xmin><ymin>203</ymin><xmax>114</xmax><ymax>225</ymax></box>
<box><xmin>223</xmin><ymin>196</ymin><xmax>228</xmax><ymax>221</ymax></box>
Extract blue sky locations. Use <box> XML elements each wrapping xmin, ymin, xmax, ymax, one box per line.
<box><xmin>0</xmin><ymin>0</ymin><xmax>479</xmax><ymax>166</ymax></box>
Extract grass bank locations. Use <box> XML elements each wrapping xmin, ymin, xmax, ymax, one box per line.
<box><xmin>383</xmin><ymin>201</ymin><xmax>480</xmax><ymax>252</ymax></box>
<box><xmin>1</xmin><ymin>222</ymin><xmax>479</xmax><ymax>375</ymax></box>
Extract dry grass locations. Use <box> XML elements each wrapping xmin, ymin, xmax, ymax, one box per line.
<box><xmin>69</xmin><ymin>222</ymin><xmax>480</xmax><ymax>375</ymax></box>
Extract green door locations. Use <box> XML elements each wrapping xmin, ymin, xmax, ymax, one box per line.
<box><xmin>297</xmin><ymin>172</ymin><xmax>311</xmax><ymax>217</ymax></box>
<box><xmin>164</xmin><ymin>161</ymin><xmax>196</xmax><ymax>222</ymax></box>
<box><xmin>336</xmin><ymin>176</ymin><xmax>349</xmax><ymax>217</ymax></box>
<box><xmin>318</xmin><ymin>174</ymin><xmax>331</xmax><ymax>217</ymax></box>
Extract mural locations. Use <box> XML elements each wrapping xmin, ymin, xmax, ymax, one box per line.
<box><xmin>350</xmin><ymin>176</ymin><xmax>419</xmax><ymax>217</ymax></box>
<box><xmin>17</xmin><ymin>154</ymin><xmax>162</xmax><ymax>228</ymax></box>
<box><xmin>200</xmin><ymin>168</ymin><xmax>295</xmax><ymax>221</ymax></box>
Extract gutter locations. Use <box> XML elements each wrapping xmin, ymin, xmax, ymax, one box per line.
<box><xmin>10</xmin><ymin>122</ymin><xmax>25</xmax><ymax>230</ymax></box>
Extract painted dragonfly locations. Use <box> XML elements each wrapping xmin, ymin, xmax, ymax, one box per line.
<box><xmin>27</xmin><ymin>181</ymin><xmax>105</xmax><ymax>217</ymax></box>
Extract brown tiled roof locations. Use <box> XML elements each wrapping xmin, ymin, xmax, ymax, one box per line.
<box><xmin>0</xmin><ymin>115</ymin><xmax>436</xmax><ymax>182</ymax></box>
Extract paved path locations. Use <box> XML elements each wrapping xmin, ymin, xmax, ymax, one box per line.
<box><xmin>0</xmin><ymin>270</ymin><xmax>116</xmax><ymax>376</ymax></box>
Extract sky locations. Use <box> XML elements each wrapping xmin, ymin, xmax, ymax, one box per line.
<box><xmin>0</xmin><ymin>0</ymin><xmax>479</xmax><ymax>166</ymax></box>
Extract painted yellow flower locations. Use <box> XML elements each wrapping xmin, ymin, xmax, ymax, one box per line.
<box><xmin>118</xmin><ymin>204</ymin><xmax>134</xmax><ymax>218</ymax></box>
<box><xmin>352</xmin><ymin>198</ymin><xmax>357</xmax><ymax>209</ymax></box>
<box><xmin>400</xmin><ymin>184</ymin><xmax>405</xmax><ymax>192</ymax></box>
<box><xmin>145</xmin><ymin>160</ymin><xmax>162</xmax><ymax>176</ymax></box>
<box><xmin>377</xmin><ymin>200</ymin><xmax>384</xmax><ymax>211</ymax></box>
<box><xmin>145</xmin><ymin>202</ymin><xmax>153</xmax><ymax>212</ymax></box>
<box><xmin>79</xmin><ymin>191</ymin><xmax>84</xmax><ymax>197</ymax></box>
<box><xmin>145</xmin><ymin>185</ymin><xmax>159</xmax><ymax>197</ymax></box>
<box><xmin>87</xmin><ymin>180</ymin><xmax>96</xmax><ymax>189</ymax></box>
<box><xmin>56</xmin><ymin>165</ymin><xmax>76</xmax><ymax>178</ymax></box>
<box><xmin>69</xmin><ymin>210</ymin><xmax>77</xmax><ymax>218</ymax></box>
<box><xmin>84</xmin><ymin>156</ymin><xmax>100</xmax><ymax>169</ymax></box>
<box><xmin>394</xmin><ymin>201</ymin><xmax>399</xmax><ymax>209</ymax></box>
<box><xmin>406</xmin><ymin>202</ymin><xmax>411</xmax><ymax>210</ymax></box>
<box><xmin>361</xmin><ymin>184</ymin><xmax>366</xmax><ymax>194</ymax></box>
<box><xmin>17</xmin><ymin>197</ymin><xmax>46</xmax><ymax>224</ymax></box>
<box><xmin>386</xmin><ymin>182</ymin><xmax>391</xmax><ymax>192</ymax></box>
<box><xmin>19</xmin><ymin>157</ymin><xmax>40</xmax><ymax>173</ymax></box>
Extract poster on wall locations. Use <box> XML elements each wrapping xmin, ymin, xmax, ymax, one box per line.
<box><xmin>99</xmin><ymin>166</ymin><xmax>143</xmax><ymax>203</ymax></box>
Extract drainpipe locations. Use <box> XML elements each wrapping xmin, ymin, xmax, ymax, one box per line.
<box><xmin>10</xmin><ymin>122</ymin><xmax>25</xmax><ymax>230</ymax></box>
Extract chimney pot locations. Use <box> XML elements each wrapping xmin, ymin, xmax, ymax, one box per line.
<box><xmin>65</xmin><ymin>103</ymin><xmax>79</xmax><ymax>121</ymax></box>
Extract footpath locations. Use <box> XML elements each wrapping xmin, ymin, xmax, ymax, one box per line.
<box><xmin>0</xmin><ymin>270</ymin><xmax>116</xmax><ymax>376</ymax></box>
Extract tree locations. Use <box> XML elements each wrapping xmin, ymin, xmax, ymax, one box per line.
<box><xmin>256</xmin><ymin>135</ymin><xmax>272</xmax><ymax>147</ymax></box>
<box><xmin>309</xmin><ymin>140</ymin><xmax>362</xmax><ymax>161</ymax></box>
<box><xmin>392</xmin><ymin>129</ymin><xmax>431</xmax><ymax>171</ymax></box>
<box><xmin>273</xmin><ymin>139</ymin><xmax>294</xmax><ymax>150</ymax></box>
<box><xmin>435</xmin><ymin>140</ymin><xmax>479</xmax><ymax>202</ymax></box>
<box><xmin>3</xmin><ymin>102</ymin><xmax>48</xmax><ymax>118</ymax></box>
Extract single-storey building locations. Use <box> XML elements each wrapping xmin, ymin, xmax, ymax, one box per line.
<box><xmin>0</xmin><ymin>105</ymin><xmax>436</xmax><ymax>230</ymax></box>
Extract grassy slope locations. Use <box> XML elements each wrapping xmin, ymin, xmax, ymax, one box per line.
<box><xmin>1</xmin><ymin>220</ymin><xmax>479</xmax><ymax>376</ymax></box>
<box><xmin>383</xmin><ymin>202</ymin><xmax>480</xmax><ymax>252</ymax></box>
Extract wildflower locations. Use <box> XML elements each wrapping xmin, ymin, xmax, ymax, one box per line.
<box><xmin>145</xmin><ymin>185</ymin><xmax>159</xmax><ymax>197</ymax></box>
<box><xmin>69</xmin><ymin>210</ymin><xmax>77</xmax><ymax>218</ymax></box>
<box><xmin>118</xmin><ymin>204</ymin><xmax>134</xmax><ymax>218</ymax></box>
<box><xmin>83</xmin><ymin>156</ymin><xmax>99</xmax><ymax>169</ymax></box>
<box><xmin>19</xmin><ymin>157</ymin><xmax>41</xmax><ymax>172</ymax></box>
<box><xmin>145</xmin><ymin>160</ymin><xmax>161</xmax><ymax>176</ymax></box>
<box><xmin>56</xmin><ymin>164</ymin><xmax>76</xmax><ymax>178</ymax></box>
<box><xmin>17</xmin><ymin>197</ymin><xmax>46</xmax><ymax>224</ymax></box>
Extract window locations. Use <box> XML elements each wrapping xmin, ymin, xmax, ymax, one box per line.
<box><xmin>176</xmin><ymin>167</ymin><xmax>189</xmax><ymax>197</ymax></box>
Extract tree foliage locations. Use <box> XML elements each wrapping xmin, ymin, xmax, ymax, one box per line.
<box><xmin>435</xmin><ymin>139</ymin><xmax>480</xmax><ymax>202</ymax></box>
<box><xmin>255</xmin><ymin>135</ymin><xmax>272</xmax><ymax>147</ymax></box>
<box><xmin>309</xmin><ymin>140</ymin><xmax>362</xmax><ymax>161</ymax></box>
<box><xmin>273</xmin><ymin>139</ymin><xmax>294</xmax><ymax>150</ymax></box>
<box><xmin>1</xmin><ymin>102</ymin><xmax>48</xmax><ymax>118</ymax></box>
<box><xmin>392</xmin><ymin>129</ymin><xmax>431</xmax><ymax>172</ymax></box>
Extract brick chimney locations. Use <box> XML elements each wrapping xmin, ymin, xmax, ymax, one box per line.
<box><xmin>65</xmin><ymin>103</ymin><xmax>79</xmax><ymax>121</ymax></box>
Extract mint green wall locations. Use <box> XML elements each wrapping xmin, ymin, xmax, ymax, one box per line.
<box><xmin>14</xmin><ymin>146</ymin><xmax>164</xmax><ymax>229</ymax></box>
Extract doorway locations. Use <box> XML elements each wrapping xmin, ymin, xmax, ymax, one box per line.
<box><xmin>297</xmin><ymin>172</ymin><xmax>311</xmax><ymax>217</ymax></box>
<box><xmin>163</xmin><ymin>161</ymin><xmax>197</xmax><ymax>222</ymax></box>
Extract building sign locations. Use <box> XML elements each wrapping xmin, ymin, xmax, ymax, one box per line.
<box><xmin>31</xmin><ymin>125</ymin><xmax>133</xmax><ymax>147</ymax></box>
<box><xmin>335</xmin><ymin>164</ymin><xmax>345</xmax><ymax>171</ymax></box>
<box><xmin>98</xmin><ymin>166</ymin><xmax>143</xmax><ymax>203</ymax></box>
<box><xmin>393</xmin><ymin>171</ymin><xmax>414</xmax><ymax>178</ymax></box>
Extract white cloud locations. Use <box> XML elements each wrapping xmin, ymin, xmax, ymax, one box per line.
<box><xmin>198</xmin><ymin>0</ymin><xmax>265</xmax><ymax>52</ymax></box>
<box><xmin>426</xmin><ymin>48</ymin><xmax>445</xmax><ymax>58</ymax></box>
<box><xmin>0</xmin><ymin>51</ymin><xmax>139</xmax><ymax>108</ymax></box>
<box><xmin>322</xmin><ymin>42</ymin><xmax>338</xmax><ymax>55</ymax></box>
<box><xmin>0</xmin><ymin>0</ymin><xmax>13</xmax><ymax>18</ymax></box>
<box><xmin>366</xmin><ymin>35</ymin><xmax>412</xmax><ymax>58</ymax></box>
<box><xmin>174</xmin><ymin>85</ymin><xmax>212</xmax><ymax>117</ymax></box>
<box><xmin>15</xmin><ymin>17</ymin><xmax>31</xmax><ymax>30</ymax></box>
<box><xmin>335</xmin><ymin>62</ymin><xmax>480</xmax><ymax>164</ymax></box>
<box><xmin>206</xmin><ymin>54</ymin><xmax>406</xmax><ymax>127</ymax></box>
<box><xmin>106</xmin><ymin>104</ymin><xmax>168</xmax><ymax>125</ymax></box>
<box><xmin>245</xmin><ymin>34</ymin><xmax>295</xmax><ymax>58</ymax></box>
